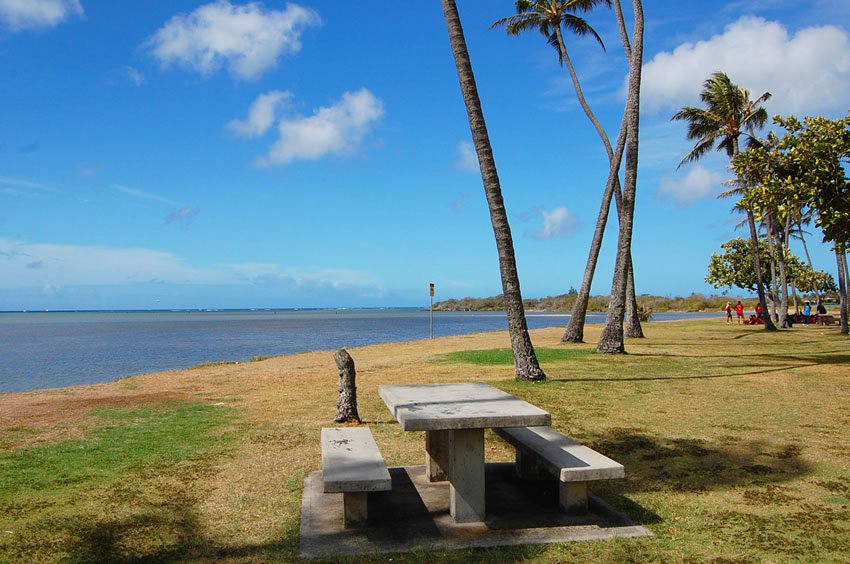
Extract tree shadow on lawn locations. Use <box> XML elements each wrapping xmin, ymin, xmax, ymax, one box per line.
<box><xmin>12</xmin><ymin>494</ymin><xmax>302</xmax><ymax>563</ymax></box>
<box><xmin>584</xmin><ymin>427</ymin><xmax>811</xmax><ymax>499</ymax></box>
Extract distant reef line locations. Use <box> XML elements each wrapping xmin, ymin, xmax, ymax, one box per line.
<box><xmin>433</xmin><ymin>292</ymin><xmax>745</xmax><ymax>313</ymax></box>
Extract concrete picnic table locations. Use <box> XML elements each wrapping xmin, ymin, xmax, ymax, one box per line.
<box><xmin>379</xmin><ymin>382</ymin><xmax>551</xmax><ymax>523</ymax></box>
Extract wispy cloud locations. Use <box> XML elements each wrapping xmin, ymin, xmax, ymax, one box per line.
<box><xmin>641</xmin><ymin>17</ymin><xmax>850</xmax><ymax>115</ymax></box>
<box><xmin>0</xmin><ymin>239</ymin><xmax>226</xmax><ymax>287</ymax></box>
<box><xmin>0</xmin><ymin>0</ymin><xmax>83</xmax><ymax>31</ymax></box>
<box><xmin>164</xmin><ymin>207</ymin><xmax>200</xmax><ymax>229</ymax></box>
<box><xmin>255</xmin><ymin>88</ymin><xmax>384</xmax><ymax>166</ymax></box>
<box><xmin>450</xmin><ymin>191</ymin><xmax>471</xmax><ymax>213</ymax></box>
<box><xmin>454</xmin><ymin>141</ymin><xmax>479</xmax><ymax>173</ymax></box>
<box><xmin>227</xmin><ymin>90</ymin><xmax>291</xmax><ymax>138</ymax></box>
<box><xmin>0</xmin><ymin>175</ymin><xmax>60</xmax><ymax>195</ymax></box>
<box><xmin>124</xmin><ymin>66</ymin><xmax>146</xmax><ymax>86</ymax></box>
<box><xmin>113</xmin><ymin>184</ymin><xmax>177</xmax><ymax>205</ymax></box>
<box><xmin>144</xmin><ymin>0</ymin><xmax>320</xmax><ymax>80</ymax></box>
<box><xmin>76</xmin><ymin>162</ymin><xmax>103</xmax><ymax>178</ymax></box>
<box><xmin>0</xmin><ymin>239</ymin><xmax>387</xmax><ymax>299</ymax></box>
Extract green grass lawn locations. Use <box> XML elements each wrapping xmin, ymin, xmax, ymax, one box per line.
<box><xmin>1</xmin><ymin>320</ymin><xmax>848</xmax><ymax>562</ymax></box>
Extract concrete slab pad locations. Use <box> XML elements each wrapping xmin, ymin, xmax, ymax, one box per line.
<box><xmin>300</xmin><ymin>463</ymin><xmax>652</xmax><ymax>558</ymax></box>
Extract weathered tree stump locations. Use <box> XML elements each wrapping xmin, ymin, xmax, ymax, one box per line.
<box><xmin>334</xmin><ymin>348</ymin><xmax>361</xmax><ymax>423</ymax></box>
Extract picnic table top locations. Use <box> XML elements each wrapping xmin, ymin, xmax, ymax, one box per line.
<box><xmin>379</xmin><ymin>382</ymin><xmax>551</xmax><ymax>432</ymax></box>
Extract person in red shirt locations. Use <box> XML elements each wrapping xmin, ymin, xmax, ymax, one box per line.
<box><xmin>735</xmin><ymin>300</ymin><xmax>744</xmax><ymax>324</ymax></box>
<box><xmin>755</xmin><ymin>302</ymin><xmax>763</xmax><ymax>319</ymax></box>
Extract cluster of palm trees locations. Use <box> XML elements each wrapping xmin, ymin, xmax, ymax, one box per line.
<box><xmin>441</xmin><ymin>0</ymin><xmax>645</xmax><ymax>380</ymax></box>
<box><xmin>440</xmin><ymin>2</ymin><xmax>847</xmax><ymax>382</ymax></box>
<box><xmin>442</xmin><ymin>0</ymin><xmax>644</xmax><ymax>380</ymax></box>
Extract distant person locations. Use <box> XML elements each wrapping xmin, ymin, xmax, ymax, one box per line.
<box><xmin>735</xmin><ymin>300</ymin><xmax>744</xmax><ymax>324</ymax></box>
<box><xmin>725</xmin><ymin>302</ymin><xmax>733</xmax><ymax>324</ymax></box>
<box><xmin>817</xmin><ymin>301</ymin><xmax>827</xmax><ymax>325</ymax></box>
<box><xmin>803</xmin><ymin>302</ymin><xmax>811</xmax><ymax>324</ymax></box>
<box><xmin>755</xmin><ymin>302</ymin><xmax>763</xmax><ymax>319</ymax></box>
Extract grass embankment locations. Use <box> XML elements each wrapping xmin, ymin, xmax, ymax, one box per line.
<box><xmin>1</xmin><ymin>319</ymin><xmax>848</xmax><ymax>561</ymax></box>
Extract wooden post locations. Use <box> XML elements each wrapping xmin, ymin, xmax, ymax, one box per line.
<box><xmin>334</xmin><ymin>348</ymin><xmax>361</xmax><ymax>423</ymax></box>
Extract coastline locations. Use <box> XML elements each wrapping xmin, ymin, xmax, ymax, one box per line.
<box><xmin>0</xmin><ymin>309</ymin><xmax>719</xmax><ymax>394</ymax></box>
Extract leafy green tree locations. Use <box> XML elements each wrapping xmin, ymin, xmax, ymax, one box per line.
<box><xmin>706</xmin><ymin>238</ymin><xmax>828</xmax><ymax>306</ymax></box>
<box><xmin>772</xmin><ymin>113</ymin><xmax>850</xmax><ymax>332</ymax></box>
<box><xmin>441</xmin><ymin>0</ymin><xmax>545</xmax><ymax>379</ymax></box>
<box><xmin>673</xmin><ymin>72</ymin><xmax>777</xmax><ymax>330</ymax></box>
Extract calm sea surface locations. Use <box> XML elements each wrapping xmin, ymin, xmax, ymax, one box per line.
<box><xmin>0</xmin><ymin>309</ymin><xmax>716</xmax><ymax>393</ymax></box>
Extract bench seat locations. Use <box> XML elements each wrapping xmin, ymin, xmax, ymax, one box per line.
<box><xmin>494</xmin><ymin>426</ymin><xmax>624</xmax><ymax>513</ymax></box>
<box><xmin>321</xmin><ymin>427</ymin><xmax>391</xmax><ymax>527</ymax></box>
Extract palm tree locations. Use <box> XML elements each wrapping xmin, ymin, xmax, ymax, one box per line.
<box><xmin>441</xmin><ymin>0</ymin><xmax>545</xmax><ymax>380</ymax></box>
<box><xmin>673</xmin><ymin>71</ymin><xmax>777</xmax><ymax>330</ymax></box>
<box><xmin>596</xmin><ymin>0</ymin><xmax>644</xmax><ymax>353</ymax></box>
<box><xmin>493</xmin><ymin>0</ymin><xmax>645</xmax><ymax>342</ymax></box>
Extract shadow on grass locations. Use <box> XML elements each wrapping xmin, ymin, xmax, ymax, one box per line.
<box><xmin>548</xmin><ymin>364</ymin><xmax>803</xmax><ymax>383</ymax></box>
<box><xmin>584</xmin><ymin>428</ymin><xmax>812</xmax><ymax>498</ymax></box>
<box><xmin>13</xmin><ymin>494</ymin><xmax>301</xmax><ymax>563</ymax></box>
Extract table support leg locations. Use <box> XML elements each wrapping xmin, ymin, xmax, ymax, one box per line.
<box><xmin>425</xmin><ymin>430</ymin><xmax>450</xmax><ymax>482</ymax></box>
<box><xmin>449</xmin><ymin>428</ymin><xmax>485</xmax><ymax>522</ymax></box>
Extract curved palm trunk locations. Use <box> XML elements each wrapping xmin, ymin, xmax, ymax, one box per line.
<box><xmin>597</xmin><ymin>0</ymin><xmax>644</xmax><ymax>353</ymax></box>
<box><xmin>613</xmin><ymin>0</ymin><xmax>632</xmax><ymax>59</ymax></box>
<box><xmin>562</xmin><ymin>112</ymin><xmax>627</xmax><ymax>343</ymax></box>
<box><xmin>798</xmin><ymin>222</ymin><xmax>822</xmax><ymax>303</ymax></box>
<box><xmin>554</xmin><ymin>25</ymin><xmax>643</xmax><ymax>341</ymax></box>
<box><xmin>746</xmin><ymin>208</ymin><xmax>778</xmax><ymax>330</ymax></box>
<box><xmin>732</xmin><ymin>136</ymin><xmax>777</xmax><ymax>331</ymax></box>
<box><xmin>442</xmin><ymin>0</ymin><xmax>545</xmax><ymax>380</ymax></box>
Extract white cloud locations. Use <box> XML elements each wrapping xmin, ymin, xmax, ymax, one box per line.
<box><xmin>642</xmin><ymin>17</ymin><xmax>850</xmax><ymax>115</ymax></box>
<box><xmin>455</xmin><ymin>141</ymin><xmax>479</xmax><ymax>173</ymax></box>
<box><xmin>257</xmin><ymin>88</ymin><xmax>384</xmax><ymax>165</ymax></box>
<box><xmin>227</xmin><ymin>90</ymin><xmax>291</xmax><ymax>137</ymax></box>
<box><xmin>0</xmin><ymin>240</ymin><xmax>225</xmax><ymax>287</ymax></box>
<box><xmin>529</xmin><ymin>207</ymin><xmax>579</xmax><ymax>240</ymax></box>
<box><xmin>0</xmin><ymin>0</ymin><xmax>82</xmax><ymax>31</ymax></box>
<box><xmin>144</xmin><ymin>0</ymin><xmax>320</xmax><ymax>80</ymax></box>
<box><xmin>657</xmin><ymin>165</ymin><xmax>726</xmax><ymax>207</ymax></box>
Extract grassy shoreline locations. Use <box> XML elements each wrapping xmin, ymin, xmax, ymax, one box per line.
<box><xmin>1</xmin><ymin>319</ymin><xmax>849</xmax><ymax>561</ymax></box>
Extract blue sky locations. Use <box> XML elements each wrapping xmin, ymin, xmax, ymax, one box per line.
<box><xmin>1</xmin><ymin>0</ymin><xmax>849</xmax><ymax>311</ymax></box>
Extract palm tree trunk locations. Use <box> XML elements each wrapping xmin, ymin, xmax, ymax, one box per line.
<box><xmin>613</xmin><ymin>0</ymin><xmax>632</xmax><ymax>59</ymax></box>
<box><xmin>625</xmin><ymin>258</ymin><xmax>644</xmax><ymax>337</ymax></box>
<box><xmin>554</xmin><ymin>26</ymin><xmax>643</xmax><ymax>341</ymax></box>
<box><xmin>837</xmin><ymin>248</ymin><xmax>849</xmax><ymax>334</ymax></box>
<box><xmin>733</xmin><ymin>132</ymin><xmax>776</xmax><ymax>331</ymax></box>
<box><xmin>746</xmin><ymin>209</ymin><xmax>777</xmax><ymax>330</ymax></box>
<box><xmin>798</xmin><ymin>222</ymin><xmax>822</xmax><ymax>303</ymax></box>
<box><xmin>442</xmin><ymin>0</ymin><xmax>545</xmax><ymax>380</ymax></box>
<box><xmin>597</xmin><ymin>0</ymin><xmax>644</xmax><ymax>353</ymax></box>
<box><xmin>562</xmin><ymin>111</ymin><xmax>627</xmax><ymax>343</ymax></box>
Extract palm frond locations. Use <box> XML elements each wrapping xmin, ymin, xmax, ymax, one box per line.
<box><xmin>561</xmin><ymin>14</ymin><xmax>606</xmax><ymax>50</ymax></box>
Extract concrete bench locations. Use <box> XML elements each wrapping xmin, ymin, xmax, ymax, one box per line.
<box><xmin>494</xmin><ymin>426</ymin><xmax>624</xmax><ymax>514</ymax></box>
<box><xmin>321</xmin><ymin>427</ymin><xmax>391</xmax><ymax>528</ymax></box>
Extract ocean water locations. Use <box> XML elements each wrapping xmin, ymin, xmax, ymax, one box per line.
<box><xmin>0</xmin><ymin>309</ymin><xmax>716</xmax><ymax>393</ymax></box>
